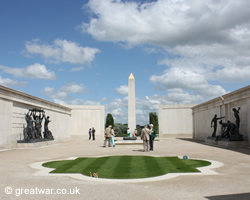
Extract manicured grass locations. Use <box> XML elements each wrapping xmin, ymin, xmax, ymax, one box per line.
<box><xmin>42</xmin><ymin>156</ymin><xmax>211</xmax><ymax>179</ymax></box>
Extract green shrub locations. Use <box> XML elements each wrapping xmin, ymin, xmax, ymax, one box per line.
<box><xmin>105</xmin><ymin>113</ymin><xmax>114</xmax><ymax>128</ymax></box>
<box><xmin>149</xmin><ymin>112</ymin><xmax>159</xmax><ymax>134</ymax></box>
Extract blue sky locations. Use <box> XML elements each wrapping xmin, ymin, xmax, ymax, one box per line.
<box><xmin>1</xmin><ymin>0</ymin><xmax>250</xmax><ymax>125</ymax></box>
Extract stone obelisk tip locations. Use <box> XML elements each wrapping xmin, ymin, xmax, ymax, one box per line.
<box><xmin>129</xmin><ymin>73</ymin><xmax>134</xmax><ymax>79</ymax></box>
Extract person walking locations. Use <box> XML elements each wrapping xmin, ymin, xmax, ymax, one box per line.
<box><xmin>104</xmin><ymin>125</ymin><xmax>112</xmax><ymax>147</ymax></box>
<box><xmin>141</xmin><ymin>125</ymin><xmax>152</xmax><ymax>152</ymax></box>
<box><xmin>110</xmin><ymin>127</ymin><xmax>116</xmax><ymax>147</ymax></box>
<box><xmin>149</xmin><ymin>124</ymin><xmax>156</xmax><ymax>151</ymax></box>
<box><xmin>92</xmin><ymin>127</ymin><xmax>96</xmax><ymax>140</ymax></box>
<box><xmin>89</xmin><ymin>128</ymin><xmax>92</xmax><ymax>140</ymax></box>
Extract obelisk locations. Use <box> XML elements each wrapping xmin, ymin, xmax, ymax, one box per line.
<box><xmin>128</xmin><ymin>73</ymin><xmax>136</xmax><ymax>133</ymax></box>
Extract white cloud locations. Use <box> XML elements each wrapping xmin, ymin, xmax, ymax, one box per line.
<box><xmin>41</xmin><ymin>83</ymin><xmax>88</xmax><ymax>105</ymax></box>
<box><xmin>150</xmin><ymin>67</ymin><xmax>206</xmax><ymax>89</ymax></box>
<box><xmin>0</xmin><ymin>76</ymin><xmax>27</xmax><ymax>87</ymax></box>
<box><xmin>209</xmin><ymin>66</ymin><xmax>250</xmax><ymax>82</ymax></box>
<box><xmin>61</xmin><ymin>83</ymin><xmax>88</xmax><ymax>93</ymax></box>
<box><xmin>104</xmin><ymin>97</ymin><xmax>128</xmax><ymax>123</ymax></box>
<box><xmin>166</xmin><ymin>88</ymin><xmax>204</xmax><ymax>104</ymax></box>
<box><xmin>115</xmin><ymin>85</ymin><xmax>128</xmax><ymax>95</ymax></box>
<box><xmin>102</xmin><ymin>97</ymin><xmax>108</xmax><ymax>102</ymax></box>
<box><xmin>0</xmin><ymin>64</ymin><xmax>56</xmax><ymax>80</ymax></box>
<box><xmin>25</xmin><ymin>39</ymin><xmax>101</xmax><ymax>64</ymax></box>
<box><xmin>25</xmin><ymin>63</ymin><xmax>56</xmax><ymax>79</ymax></box>
<box><xmin>35</xmin><ymin>0</ymin><xmax>249</xmax><ymax>124</ymax></box>
<box><xmin>71</xmin><ymin>66</ymin><xmax>84</xmax><ymax>72</ymax></box>
<box><xmin>81</xmin><ymin>0</ymin><xmax>250</xmax><ymax>46</ymax></box>
<box><xmin>53</xmin><ymin>99</ymin><xmax>68</xmax><ymax>105</ymax></box>
<box><xmin>150</xmin><ymin>66</ymin><xmax>227</xmax><ymax>98</ymax></box>
<box><xmin>42</xmin><ymin>86</ymin><xmax>54</xmax><ymax>93</ymax></box>
<box><xmin>112</xmin><ymin>108</ymin><xmax>123</xmax><ymax>116</ymax></box>
<box><xmin>82</xmin><ymin>0</ymin><xmax>250</xmax><ymax>103</ymax></box>
<box><xmin>70</xmin><ymin>99</ymin><xmax>100</xmax><ymax>105</ymax></box>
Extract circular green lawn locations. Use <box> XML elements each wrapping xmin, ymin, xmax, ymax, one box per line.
<box><xmin>42</xmin><ymin>156</ymin><xmax>211</xmax><ymax>179</ymax></box>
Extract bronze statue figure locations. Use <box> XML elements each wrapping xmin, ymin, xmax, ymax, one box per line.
<box><xmin>216</xmin><ymin>107</ymin><xmax>244</xmax><ymax>141</ymax></box>
<box><xmin>43</xmin><ymin>114</ymin><xmax>54</xmax><ymax>140</ymax></box>
<box><xmin>211</xmin><ymin>114</ymin><xmax>224</xmax><ymax>137</ymax></box>
<box><xmin>232</xmin><ymin>107</ymin><xmax>240</xmax><ymax>134</ymax></box>
<box><xmin>19</xmin><ymin>109</ymin><xmax>54</xmax><ymax>143</ymax></box>
<box><xmin>24</xmin><ymin>111</ymin><xmax>35</xmax><ymax>141</ymax></box>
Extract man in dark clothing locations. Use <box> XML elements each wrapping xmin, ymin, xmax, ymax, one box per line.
<box><xmin>149</xmin><ymin>124</ymin><xmax>156</xmax><ymax>151</ymax></box>
<box><xmin>211</xmin><ymin>114</ymin><xmax>224</xmax><ymax>137</ymax></box>
<box><xmin>89</xmin><ymin>128</ymin><xmax>92</xmax><ymax>140</ymax></box>
<box><xmin>92</xmin><ymin>127</ymin><xmax>95</xmax><ymax>140</ymax></box>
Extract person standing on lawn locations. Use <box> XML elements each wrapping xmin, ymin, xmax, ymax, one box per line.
<box><xmin>141</xmin><ymin>124</ymin><xmax>152</xmax><ymax>152</ymax></box>
<box><xmin>149</xmin><ymin>124</ymin><xmax>156</xmax><ymax>151</ymax></box>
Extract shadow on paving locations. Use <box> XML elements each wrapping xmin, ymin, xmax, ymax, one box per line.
<box><xmin>205</xmin><ymin>192</ymin><xmax>250</xmax><ymax>200</ymax></box>
<box><xmin>177</xmin><ymin>138</ymin><xmax>250</xmax><ymax>156</ymax></box>
<box><xmin>132</xmin><ymin>149</ymin><xmax>145</xmax><ymax>152</ymax></box>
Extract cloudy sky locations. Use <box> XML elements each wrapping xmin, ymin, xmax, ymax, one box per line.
<box><xmin>1</xmin><ymin>0</ymin><xmax>250</xmax><ymax>125</ymax></box>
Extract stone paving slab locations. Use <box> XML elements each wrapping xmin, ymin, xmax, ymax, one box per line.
<box><xmin>1</xmin><ymin>137</ymin><xmax>250</xmax><ymax>200</ymax></box>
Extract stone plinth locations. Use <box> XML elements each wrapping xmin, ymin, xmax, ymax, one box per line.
<box><xmin>123</xmin><ymin>137</ymin><xmax>137</xmax><ymax>140</ymax></box>
<box><xmin>115</xmin><ymin>139</ymin><xmax>143</xmax><ymax>145</ymax></box>
<box><xmin>16</xmin><ymin>140</ymin><xmax>56</xmax><ymax>148</ymax></box>
<box><xmin>205</xmin><ymin>138</ymin><xmax>248</xmax><ymax>147</ymax></box>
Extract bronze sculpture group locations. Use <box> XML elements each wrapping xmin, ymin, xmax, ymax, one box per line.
<box><xmin>211</xmin><ymin>107</ymin><xmax>243</xmax><ymax>141</ymax></box>
<box><xmin>23</xmin><ymin>108</ymin><xmax>54</xmax><ymax>142</ymax></box>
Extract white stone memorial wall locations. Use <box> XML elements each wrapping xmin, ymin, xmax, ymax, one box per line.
<box><xmin>192</xmin><ymin>86</ymin><xmax>250</xmax><ymax>143</ymax></box>
<box><xmin>68</xmin><ymin>105</ymin><xmax>105</xmax><ymax>139</ymax></box>
<box><xmin>159</xmin><ymin>104</ymin><xmax>196</xmax><ymax>137</ymax></box>
<box><xmin>0</xmin><ymin>85</ymin><xmax>105</xmax><ymax>148</ymax></box>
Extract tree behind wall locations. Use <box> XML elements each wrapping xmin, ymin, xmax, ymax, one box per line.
<box><xmin>114</xmin><ymin>123</ymin><xmax>143</xmax><ymax>137</ymax></box>
<box><xmin>149</xmin><ymin>112</ymin><xmax>159</xmax><ymax>134</ymax></box>
<box><xmin>114</xmin><ymin>123</ymin><xmax>127</xmax><ymax>136</ymax></box>
<box><xmin>105</xmin><ymin>113</ymin><xmax>114</xmax><ymax>128</ymax></box>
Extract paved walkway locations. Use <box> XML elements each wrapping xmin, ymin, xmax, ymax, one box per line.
<box><xmin>1</xmin><ymin>137</ymin><xmax>250</xmax><ymax>200</ymax></box>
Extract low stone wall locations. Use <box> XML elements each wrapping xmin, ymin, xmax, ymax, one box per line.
<box><xmin>192</xmin><ymin>85</ymin><xmax>250</xmax><ymax>144</ymax></box>
<box><xmin>159</xmin><ymin>104</ymin><xmax>196</xmax><ymax>137</ymax></box>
